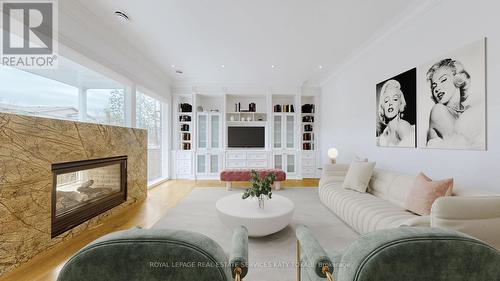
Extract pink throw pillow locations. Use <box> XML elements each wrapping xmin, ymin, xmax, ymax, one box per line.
<box><xmin>405</xmin><ymin>172</ymin><xmax>453</xmax><ymax>216</ymax></box>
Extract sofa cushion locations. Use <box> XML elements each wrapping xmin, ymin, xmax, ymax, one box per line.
<box><xmin>342</xmin><ymin>161</ymin><xmax>376</xmax><ymax>193</ymax></box>
<box><xmin>405</xmin><ymin>172</ymin><xmax>453</xmax><ymax>216</ymax></box>
<box><xmin>319</xmin><ymin>183</ymin><xmax>424</xmax><ymax>234</ymax></box>
<box><xmin>368</xmin><ymin>169</ymin><xmax>416</xmax><ymax>208</ymax></box>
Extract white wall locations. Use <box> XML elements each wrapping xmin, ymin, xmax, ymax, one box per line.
<box><xmin>320</xmin><ymin>0</ymin><xmax>500</xmax><ymax>192</ymax></box>
<box><xmin>58</xmin><ymin>0</ymin><xmax>171</xmax><ymax>97</ymax></box>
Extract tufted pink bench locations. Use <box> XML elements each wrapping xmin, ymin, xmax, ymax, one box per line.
<box><xmin>220</xmin><ymin>169</ymin><xmax>286</xmax><ymax>191</ymax></box>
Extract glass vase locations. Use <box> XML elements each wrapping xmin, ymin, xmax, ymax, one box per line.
<box><xmin>258</xmin><ymin>195</ymin><xmax>265</xmax><ymax>209</ymax></box>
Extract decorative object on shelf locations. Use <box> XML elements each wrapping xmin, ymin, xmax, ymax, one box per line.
<box><xmin>376</xmin><ymin>68</ymin><xmax>417</xmax><ymax>148</ymax></box>
<box><xmin>179</xmin><ymin>115</ymin><xmax>191</xmax><ymax>122</ymax></box>
<box><xmin>182</xmin><ymin>133</ymin><xmax>190</xmax><ymax>140</ymax></box>
<box><xmin>230</xmin><ymin>115</ymin><xmax>235</xmax><ymax>121</ymax></box>
<box><xmin>180</xmin><ymin>124</ymin><xmax>190</xmax><ymax>131</ymax></box>
<box><xmin>304</xmin><ymin>124</ymin><xmax>313</xmax><ymax>131</ymax></box>
<box><xmin>303</xmin><ymin>143</ymin><xmax>312</xmax><ymax>150</ymax></box>
<box><xmin>249</xmin><ymin>103</ymin><xmax>256</xmax><ymax>112</ymax></box>
<box><xmin>242</xmin><ymin>170</ymin><xmax>276</xmax><ymax>209</ymax></box>
<box><xmin>417</xmin><ymin>38</ymin><xmax>486</xmax><ymax>150</ymax></box>
<box><xmin>180</xmin><ymin>103</ymin><xmax>192</xmax><ymax>112</ymax></box>
<box><xmin>301</xmin><ymin>104</ymin><xmax>315</xmax><ymax>113</ymax></box>
<box><xmin>210</xmin><ymin>109</ymin><xmax>219</xmax><ymax>112</ymax></box>
<box><xmin>197</xmin><ymin>106</ymin><xmax>203</xmax><ymax>112</ymax></box>
<box><xmin>327</xmin><ymin>148</ymin><xmax>338</xmax><ymax>164</ymax></box>
<box><xmin>302</xmin><ymin>116</ymin><xmax>314</xmax><ymax>122</ymax></box>
<box><xmin>273</xmin><ymin>104</ymin><xmax>294</xmax><ymax>112</ymax></box>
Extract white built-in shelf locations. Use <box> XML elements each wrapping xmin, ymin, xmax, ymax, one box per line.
<box><xmin>226</xmin><ymin>112</ymin><xmax>267</xmax><ymax>122</ymax></box>
<box><xmin>226</xmin><ymin>121</ymin><xmax>267</xmax><ymax>126</ymax></box>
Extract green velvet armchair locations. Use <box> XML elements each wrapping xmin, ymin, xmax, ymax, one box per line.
<box><xmin>296</xmin><ymin>225</ymin><xmax>500</xmax><ymax>281</ymax></box>
<box><xmin>57</xmin><ymin>226</ymin><xmax>249</xmax><ymax>281</ymax></box>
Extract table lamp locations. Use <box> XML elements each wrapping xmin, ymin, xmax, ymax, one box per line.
<box><xmin>327</xmin><ymin>148</ymin><xmax>338</xmax><ymax>164</ymax></box>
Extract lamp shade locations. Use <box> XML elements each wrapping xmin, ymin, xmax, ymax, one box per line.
<box><xmin>327</xmin><ymin>148</ymin><xmax>338</xmax><ymax>159</ymax></box>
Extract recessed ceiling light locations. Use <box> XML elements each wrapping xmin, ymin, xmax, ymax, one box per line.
<box><xmin>318</xmin><ymin>65</ymin><xmax>323</xmax><ymax>69</ymax></box>
<box><xmin>114</xmin><ymin>11</ymin><xmax>130</xmax><ymax>22</ymax></box>
<box><xmin>171</xmin><ymin>64</ymin><xmax>176</xmax><ymax>68</ymax></box>
<box><xmin>221</xmin><ymin>64</ymin><xmax>225</xmax><ymax>68</ymax></box>
<box><xmin>271</xmin><ymin>65</ymin><xmax>276</xmax><ymax>69</ymax></box>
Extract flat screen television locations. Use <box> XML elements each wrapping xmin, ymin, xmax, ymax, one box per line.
<box><xmin>228</xmin><ymin>126</ymin><xmax>265</xmax><ymax>148</ymax></box>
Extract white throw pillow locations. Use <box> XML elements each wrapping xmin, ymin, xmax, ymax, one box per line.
<box><xmin>342</xmin><ymin>161</ymin><xmax>376</xmax><ymax>192</ymax></box>
<box><xmin>353</xmin><ymin>155</ymin><xmax>368</xmax><ymax>162</ymax></box>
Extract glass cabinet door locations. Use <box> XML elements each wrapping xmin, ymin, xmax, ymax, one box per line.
<box><xmin>210</xmin><ymin>154</ymin><xmax>219</xmax><ymax>174</ymax></box>
<box><xmin>273</xmin><ymin>115</ymin><xmax>282</xmax><ymax>149</ymax></box>
<box><xmin>210</xmin><ymin>114</ymin><xmax>220</xmax><ymax>149</ymax></box>
<box><xmin>286</xmin><ymin>115</ymin><xmax>295</xmax><ymax>149</ymax></box>
<box><xmin>274</xmin><ymin>154</ymin><xmax>283</xmax><ymax>170</ymax></box>
<box><xmin>198</xmin><ymin>114</ymin><xmax>207</xmax><ymax>149</ymax></box>
<box><xmin>286</xmin><ymin>154</ymin><xmax>295</xmax><ymax>173</ymax></box>
<box><xmin>197</xmin><ymin>154</ymin><xmax>206</xmax><ymax>174</ymax></box>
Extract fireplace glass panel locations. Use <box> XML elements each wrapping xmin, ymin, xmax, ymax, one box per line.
<box><xmin>55</xmin><ymin>163</ymin><xmax>122</xmax><ymax>215</ymax></box>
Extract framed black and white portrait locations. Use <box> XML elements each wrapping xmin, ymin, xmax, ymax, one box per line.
<box><xmin>376</xmin><ymin>68</ymin><xmax>417</xmax><ymax>147</ymax></box>
<box><xmin>417</xmin><ymin>39</ymin><xmax>486</xmax><ymax>150</ymax></box>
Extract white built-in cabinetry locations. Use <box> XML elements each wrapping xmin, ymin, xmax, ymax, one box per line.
<box><xmin>226</xmin><ymin>151</ymin><xmax>268</xmax><ymax>169</ymax></box>
<box><xmin>175</xmin><ymin>150</ymin><xmax>193</xmax><ymax>177</ymax></box>
<box><xmin>196</xmin><ymin>111</ymin><xmax>222</xmax><ymax>178</ymax></box>
<box><xmin>172</xmin><ymin>88</ymin><xmax>320</xmax><ymax>180</ymax></box>
<box><xmin>271</xmin><ymin>113</ymin><xmax>297</xmax><ymax>177</ymax></box>
<box><xmin>271</xmin><ymin>94</ymin><xmax>299</xmax><ymax>178</ymax></box>
<box><xmin>300</xmin><ymin>95</ymin><xmax>318</xmax><ymax>178</ymax></box>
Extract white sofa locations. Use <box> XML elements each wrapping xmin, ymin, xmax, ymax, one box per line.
<box><xmin>319</xmin><ymin>164</ymin><xmax>500</xmax><ymax>249</ymax></box>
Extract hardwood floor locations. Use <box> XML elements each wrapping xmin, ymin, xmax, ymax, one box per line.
<box><xmin>0</xmin><ymin>179</ymin><xmax>318</xmax><ymax>281</ymax></box>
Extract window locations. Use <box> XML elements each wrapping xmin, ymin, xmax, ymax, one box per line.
<box><xmin>0</xmin><ymin>67</ymin><xmax>79</xmax><ymax>120</ymax></box>
<box><xmin>0</xmin><ymin>57</ymin><xmax>128</xmax><ymax>127</ymax></box>
<box><xmin>86</xmin><ymin>89</ymin><xmax>126</xmax><ymax>126</ymax></box>
<box><xmin>136</xmin><ymin>91</ymin><xmax>164</xmax><ymax>182</ymax></box>
<box><xmin>0</xmin><ymin>57</ymin><xmax>170</xmax><ymax>185</ymax></box>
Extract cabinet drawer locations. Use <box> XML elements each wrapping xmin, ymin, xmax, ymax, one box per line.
<box><xmin>302</xmin><ymin>167</ymin><xmax>315</xmax><ymax>174</ymax></box>
<box><xmin>302</xmin><ymin>159</ymin><xmax>315</xmax><ymax>167</ymax></box>
<box><xmin>176</xmin><ymin>165</ymin><xmax>192</xmax><ymax>174</ymax></box>
<box><xmin>177</xmin><ymin>160</ymin><xmax>191</xmax><ymax>168</ymax></box>
<box><xmin>177</xmin><ymin>152</ymin><xmax>192</xmax><ymax>160</ymax></box>
<box><xmin>247</xmin><ymin>152</ymin><xmax>268</xmax><ymax>160</ymax></box>
<box><xmin>302</xmin><ymin>152</ymin><xmax>315</xmax><ymax>159</ymax></box>
<box><xmin>226</xmin><ymin>152</ymin><xmax>246</xmax><ymax>160</ymax></box>
<box><xmin>226</xmin><ymin>160</ymin><xmax>246</xmax><ymax>168</ymax></box>
<box><xmin>247</xmin><ymin>159</ymin><xmax>267</xmax><ymax>168</ymax></box>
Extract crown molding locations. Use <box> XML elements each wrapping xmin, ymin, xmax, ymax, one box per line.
<box><xmin>320</xmin><ymin>0</ymin><xmax>443</xmax><ymax>87</ymax></box>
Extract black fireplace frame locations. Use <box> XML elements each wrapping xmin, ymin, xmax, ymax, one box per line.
<box><xmin>51</xmin><ymin>156</ymin><xmax>127</xmax><ymax>238</ymax></box>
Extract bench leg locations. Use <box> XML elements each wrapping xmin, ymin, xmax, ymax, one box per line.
<box><xmin>275</xmin><ymin>181</ymin><xmax>281</xmax><ymax>190</ymax></box>
<box><xmin>225</xmin><ymin>181</ymin><xmax>232</xmax><ymax>191</ymax></box>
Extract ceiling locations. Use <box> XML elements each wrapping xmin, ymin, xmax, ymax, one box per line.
<box><xmin>27</xmin><ymin>56</ymin><xmax>124</xmax><ymax>89</ymax></box>
<box><xmin>77</xmin><ymin>0</ymin><xmax>421</xmax><ymax>87</ymax></box>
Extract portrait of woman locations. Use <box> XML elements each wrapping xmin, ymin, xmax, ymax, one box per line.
<box><xmin>376</xmin><ymin>68</ymin><xmax>417</xmax><ymax>147</ymax></box>
<box><xmin>418</xmin><ymin>39</ymin><xmax>485</xmax><ymax>150</ymax></box>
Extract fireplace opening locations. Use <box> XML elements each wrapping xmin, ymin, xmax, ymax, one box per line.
<box><xmin>51</xmin><ymin>156</ymin><xmax>127</xmax><ymax>238</ymax></box>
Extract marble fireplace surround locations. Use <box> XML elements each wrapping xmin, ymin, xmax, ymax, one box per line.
<box><xmin>0</xmin><ymin>113</ymin><xmax>147</xmax><ymax>276</ymax></box>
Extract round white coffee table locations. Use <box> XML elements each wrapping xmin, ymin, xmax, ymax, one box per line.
<box><xmin>216</xmin><ymin>193</ymin><xmax>295</xmax><ymax>237</ymax></box>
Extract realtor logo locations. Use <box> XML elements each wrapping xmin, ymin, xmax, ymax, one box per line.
<box><xmin>0</xmin><ymin>0</ymin><xmax>58</xmax><ymax>68</ymax></box>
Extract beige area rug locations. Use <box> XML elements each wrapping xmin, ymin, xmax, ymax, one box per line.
<box><xmin>152</xmin><ymin>188</ymin><xmax>359</xmax><ymax>281</ymax></box>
